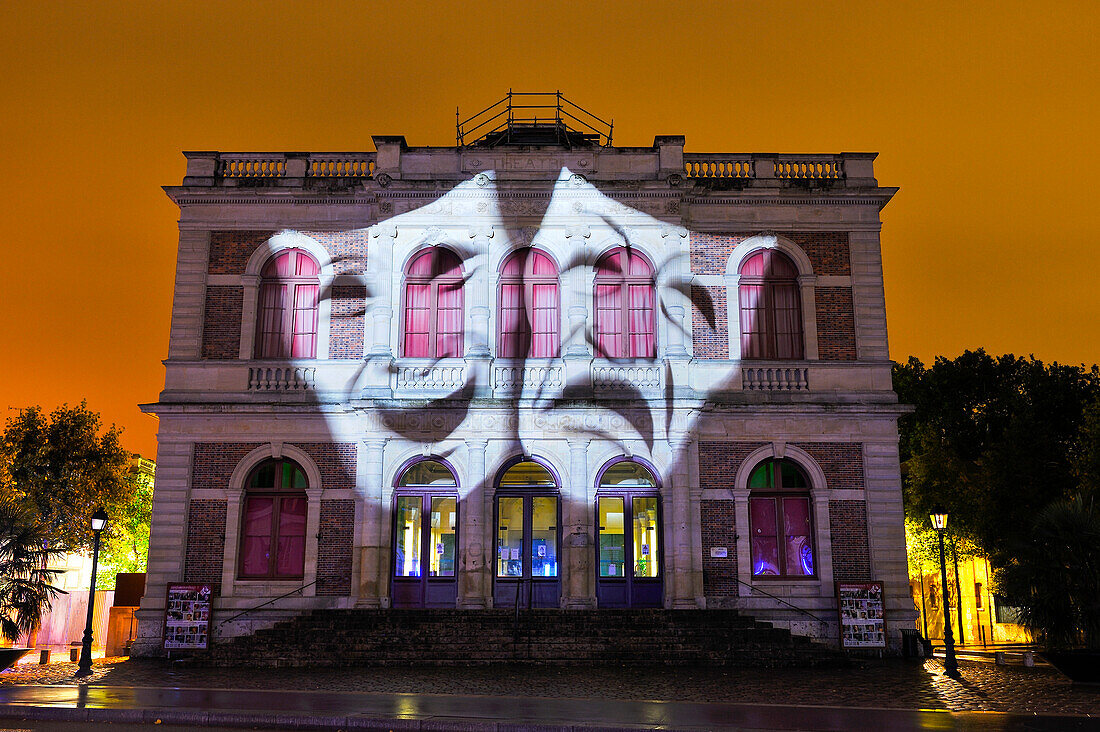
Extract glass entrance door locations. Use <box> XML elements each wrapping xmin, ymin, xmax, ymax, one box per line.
<box><xmin>596</xmin><ymin>493</ymin><xmax>662</xmax><ymax>607</ymax></box>
<box><xmin>494</xmin><ymin>494</ymin><xmax>561</xmax><ymax>608</ymax></box>
<box><xmin>392</xmin><ymin>493</ymin><xmax>458</xmax><ymax>607</ymax></box>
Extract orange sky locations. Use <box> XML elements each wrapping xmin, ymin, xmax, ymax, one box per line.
<box><xmin>2</xmin><ymin>1</ymin><xmax>1097</xmax><ymax>458</ymax></box>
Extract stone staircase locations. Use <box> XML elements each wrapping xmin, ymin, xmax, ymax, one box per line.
<box><xmin>199</xmin><ymin>609</ymin><xmax>845</xmax><ymax>667</ymax></box>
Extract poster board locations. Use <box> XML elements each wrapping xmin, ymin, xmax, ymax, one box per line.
<box><xmin>837</xmin><ymin>581</ymin><xmax>886</xmax><ymax>649</ymax></box>
<box><xmin>163</xmin><ymin>583</ymin><xmax>212</xmax><ymax>650</ymax></box>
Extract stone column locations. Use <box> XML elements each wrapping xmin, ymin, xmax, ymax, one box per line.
<box><xmin>669</xmin><ymin>435</ymin><xmax>697</xmax><ymax>608</ymax></box>
<box><xmin>357</xmin><ymin>438</ymin><xmax>387</xmax><ymax>606</ymax></box>
<box><xmin>466</xmin><ymin>226</ymin><xmax>493</xmax><ymax>397</ymax></box>
<box><xmin>458</xmin><ymin>439</ymin><xmax>490</xmax><ymax>608</ymax></box>
<box><xmin>563</xmin><ymin>438</ymin><xmax>596</xmax><ymax>609</ymax></box>
<box><xmin>363</xmin><ymin>225</ymin><xmax>396</xmax><ymax>398</ymax></box>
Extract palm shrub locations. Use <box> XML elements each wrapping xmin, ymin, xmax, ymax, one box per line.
<box><xmin>995</xmin><ymin>495</ymin><xmax>1100</xmax><ymax>649</ymax></box>
<box><xmin>0</xmin><ymin>499</ymin><xmax>63</xmax><ymax>643</ymax></box>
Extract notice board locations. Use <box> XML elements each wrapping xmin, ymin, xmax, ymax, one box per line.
<box><xmin>163</xmin><ymin>583</ymin><xmax>212</xmax><ymax>650</ymax></box>
<box><xmin>837</xmin><ymin>581</ymin><xmax>886</xmax><ymax>649</ymax></box>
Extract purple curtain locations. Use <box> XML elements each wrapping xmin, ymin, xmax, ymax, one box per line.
<box><xmin>782</xmin><ymin>497</ymin><xmax>813</xmax><ymax>576</ymax></box>
<box><xmin>436</xmin><ymin>282</ymin><xmax>464</xmax><ymax>357</ymax></box>
<box><xmin>531</xmin><ymin>283</ymin><xmax>559</xmax><ymax>357</ymax></box>
<box><xmin>257</xmin><ymin>283</ymin><xmax>286</xmax><ymax>358</ymax></box>
<box><xmin>240</xmin><ymin>496</ymin><xmax>274</xmax><ymax>576</ymax></box>
<box><xmin>276</xmin><ymin>496</ymin><xmax>307</xmax><ymax>577</ymax></box>
<box><xmin>291</xmin><ymin>284</ymin><xmax>319</xmax><ymax>358</ymax></box>
<box><xmin>596</xmin><ymin>284</ymin><xmax>622</xmax><ymax>358</ymax></box>
<box><xmin>772</xmin><ymin>283</ymin><xmax>803</xmax><ymax>360</ymax></box>
<box><xmin>749</xmin><ymin>497</ymin><xmax>779</xmax><ymax>576</ymax></box>
<box><xmin>498</xmin><ymin>283</ymin><xmax>527</xmax><ymax>358</ymax></box>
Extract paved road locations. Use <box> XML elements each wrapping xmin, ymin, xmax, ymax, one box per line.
<box><xmin>1</xmin><ymin>683</ymin><xmax>1099</xmax><ymax>731</ymax></box>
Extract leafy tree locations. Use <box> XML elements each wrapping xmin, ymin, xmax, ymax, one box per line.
<box><xmin>96</xmin><ymin>464</ymin><xmax>153</xmax><ymax>590</ymax></box>
<box><xmin>894</xmin><ymin>351</ymin><xmax>1100</xmax><ymax>566</ymax></box>
<box><xmin>994</xmin><ymin>496</ymin><xmax>1100</xmax><ymax>649</ymax></box>
<box><xmin>0</xmin><ymin>402</ymin><xmax>136</xmax><ymax>553</ymax></box>
<box><xmin>0</xmin><ymin>498</ymin><xmax>63</xmax><ymax>642</ymax></box>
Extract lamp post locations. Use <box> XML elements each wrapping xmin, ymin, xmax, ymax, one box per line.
<box><xmin>930</xmin><ymin>508</ymin><xmax>960</xmax><ymax>679</ymax></box>
<box><xmin>75</xmin><ymin>508</ymin><xmax>108</xmax><ymax>678</ymax></box>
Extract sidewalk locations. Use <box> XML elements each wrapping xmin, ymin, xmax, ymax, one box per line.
<box><xmin>1</xmin><ymin>656</ymin><xmax>1099</xmax><ymax>730</ymax></box>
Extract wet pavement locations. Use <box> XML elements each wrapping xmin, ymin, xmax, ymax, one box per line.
<box><xmin>0</xmin><ymin>656</ymin><xmax>1098</xmax><ymax>730</ymax></box>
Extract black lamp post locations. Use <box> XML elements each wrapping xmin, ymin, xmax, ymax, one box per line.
<box><xmin>930</xmin><ymin>508</ymin><xmax>960</xmax><ymax>679</ymax></box>
<box><xmin>75</xmin><ymin>508</ymin><xmax>108</xmax><ymax>678</ymax></box>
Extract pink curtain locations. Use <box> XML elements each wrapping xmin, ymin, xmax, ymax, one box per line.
<box><xmin>772</xmin><ymin>284</ymin><xmax>803</xmax><ymax>360</ymax></box>
<box><xmin>291</xmin><ymin>284</ymin><xmax>319</xmax><ymax>358</ymax></box>
<box><xmin>739</xmin><ymin>284</ymin><xmax>765</xmax><ymax>359</ymax></box>
<box><xmin>276</xmin><ymin>496</ymin><xmax>307</xmax><ymax>576</ymax></box>
<box><xmin>531</xmin><ymin>283</ymin><xmax>558</xmax><ymax>357</ymax></box>
<box><xmin>595</xmin><ymin>284</ymin><xmax>622</xmax><ymax>358</ymax></box>
<box><xmin>498</xmin><ymin>283</ymin><xmax>527</xmax><ymax>358</ymax></box>
<box><xmin>749</xmin><ymin>497</ymin><xmax>780</xmax><ymax>576</ymax></box>
<box><xmin>782</xmin><ymin>497</ymin><xmax>813</xmax><ymax>576</ymax></box>
<box><xmin>436</xmin><ymin>282</ymin><xmax>464</xmax><ymax>357</ymax></box>
<box><xmin>403</xmin><ymin>284</ymin><xmax>431</xmax><ymax>357</ymax></box>
<box><xmin>257</xmin><ymin>283</ymin><xmax>287</xmax><ymax>358</ymax></box>
<box><xmin>240</xmin><ymin>496</ymin><xmax>274</xmax><ymax>576</ymax></box>
<box><xmin>627</xmin><ymin>284</ymin><xmax>655</xmax><ymax>357</ymax></box>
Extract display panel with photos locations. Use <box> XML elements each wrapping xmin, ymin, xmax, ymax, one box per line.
<box><xmin>837</xmin><ymin>581</ymin><xmax>886</xmax><ymax>649</ymax></box>
<box><xmin>163</xmin><ymin>583</ymin><xmax>213</xmax><ymax>650</ymax></box>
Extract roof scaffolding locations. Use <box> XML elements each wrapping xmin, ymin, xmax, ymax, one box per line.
<box><xmin>457</xmin><ymin>91</ymin><xmax>613</xmax><ymax>148</ymax></box>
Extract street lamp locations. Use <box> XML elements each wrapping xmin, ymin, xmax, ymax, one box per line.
<box><xmin>930</xmin><ymin>507</ymin><xmax>960</xmax><ymax>679</ymax></box>
<box><xmin>75</xmin><ymin>508</ymin><xmax>108</xmax><ymax>678</ymax></box>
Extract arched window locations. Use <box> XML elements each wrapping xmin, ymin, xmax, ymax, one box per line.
<box><xmin>498</xmin><ymin>248</ymin><xmax>560</xmax><ymax>358</ymax></box>
<box><xmin>239</xmin><ymin>458</ymin><xmax>308</xmax><ymax>579</ymax></box>
<box><xmin>747</xmin><ymin>458</ymin><xmax>814</xmax><ymax>578</ymax></box>
<box><xmin>594</xmin><ymin>248</ymin><xmax>655</xmax><ymax>358</ymax></box>
<box><xmin>738</xmin><ymin>250</ymin><xmax>803</xmax><ymax>360</ymax></box>
<box><xmin>393</xmin><ymin>459</ymin><xmax>458</xmax><ymax>586</ymax></box>
<box><xmin>403</xmin><ymin>248</ymin><xmax>464</xmax><ymax>358</ymax></box>
<box><xmin>255</xmin><ymin>249</ymin><xmax>320</xmax><ymax>359</ymax></box>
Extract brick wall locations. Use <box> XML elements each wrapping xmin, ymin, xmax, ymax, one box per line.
<box><xmin>329</xmin><ymin>285</ymin><xmax>366</xmax><ymax>359</ymax></box>
<box><xmin>829</xmin><ymin>500</ymin><xmax>871</xmax><ymax>582</ymax></box>
<box><xmin>815</xmin><ymin>287</ymin><xmax>856</xmax><ymax>360</ymax></box>
<box><xmin>691</xmin><ymin>284</ymin><xmax>727</xmax><ymax>359</ymax></box>
<box><xmin>201</xmin><ymin>286</ymin><xmax>243</xmax><ymax>359</ymax></box>
<box><xmin>793</xmin><ymin>443</ymin><xmax>864</xmax><ymax>490</ymax></box>
<box><xmin>699</xmin><ymin>441</ymin><xmax>769</xmax><ymax>489</ymax></box>
<box><xmin>192</xmin><ymin>442</ymin><xmax>356</xmax><ymax>491</ymax></box>
<box><xmin>689</xmin><ymin>232</ymin><xmax>850</xmax><ymax>275</ymax></box>
<box><xmin>209</xmin><ymin>231</ymin><xmax>275</xmax><ymax>274</ymax></box>
<box><xmin>317</xmin><ymin>500</ymin><xmax>355</xmax><ymax>596</ymax></box>
<box><xmin>300</xmin><ymin>230</ymin><xmax>369</xmax><ymax>276</ymax></box>
<box><xmin>184</xmin><ymin>500</ymin><xmax>227</xmax><ymax>592</ymax></box>
<box><xmin>296</xmin><ymin>443</ymin><xmax>357</xmax><ymax>490</ymax></box>
<box><xmin>701</xmin><ymin>500</ymin><xmax>738</xmax><ymax>596</ymax></box>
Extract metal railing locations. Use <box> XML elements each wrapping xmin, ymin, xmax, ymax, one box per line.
<box><xmin>215</xmin><ymin>580</ymin><xmax>317</xmax><ymax>634</ymax></box>
<box><xmin>457</xmin><ymin>90</ymin><xmax>613</xmax><ymax>147</ymax></box>
<box><xmin>734</xmin><ymin>577</ymin><xmax>832</xmax><ymax>626</ymax></box>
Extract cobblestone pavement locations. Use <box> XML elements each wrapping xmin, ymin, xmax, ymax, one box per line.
<box><xmin>2</xmin><ymin>656</ymin><xmax>1098</xmax><ymax>717</ymax></box>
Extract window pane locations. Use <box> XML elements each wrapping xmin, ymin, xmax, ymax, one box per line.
<box><xmin>399</xmin><ymin>460</ymin><xmax>457</xmax><ymax>487</ymax></box>
<box><xmin>257</xmin><ymin>283</ymin><xmax>288</xmax><ymax>358</ymax></box>
<box><xmin>497</xmin><ymin>497</ymin><xmax>524</xmax><ymax>577</ymax></box>
<box><xmin>627</xmin><ymin>285</ymin><xmax>655</xmax><ymax>357</ymax></box>
<box><xmin>739</xmin><ymin>285</ymin><xmax>767</xmax><ymax>359</ymax></box>
<box><xmin>632</xmin><ymin>496</ymin><xmax>659</xmax><ymax>577</ymax></box>
<box><xmin>498</xmin><ymin>283</ymin><xmax>529</xmax><ymax>358</ymax></box>
<box><xmin>747</xmin><ymin>461</ymin><xmax>775</xmax><ymax>489</ymax></box>
<box><xmin>430</xmin><ymin>496</ymin><xmax>457</xmax><ymax>577</ymax></box>
<box><xmin>394</xmin><ymin>496</ymin><xmax>422</xmax><ymax>577</ymax></box>
<box><xmin>598</xmin><ymin>497</ymin><xmax>625</xmax><ymax>578</ymax></box>
<box><xmin>436</xmin><ymin>282</ymin><xmax>464</xmax><ymax>357</ymax></box>
<box><xmin>250</xmin><ymin>462</ymin><xmax>276</xmax><ymax>489</ymax></box>
<box><xmin>750</xmin><ymin>497</ymin><xmax>779</xmax><ymax>576</ymax></box>
<box><xmin>595</xmin><ymin>284</ymin><xmax>622</xmax><ymax>358</ymax></box>
<box><xmin>782</xmin><ymin>497</ymin><xmax>813</xmax><ymax>576</ymax></box>
<box><xmin>599</xmin><ymin>461</ymin><xmax>656</xmax><ymax>488</ymax></box>
<box><xmin>276</xmin><ymin>496</ymin><xmax>307</xmax><ymax>576</ymax></box>
<box><xmin>779</xmin><ymin>461</ymin><xmax>807</xmax><ymax>489</ymax></box>
<box><xmin>531</xmin><ymin>496</ymin><xmax>558</xmax><ymax>578</ymax></box>
<box><xmin>530</xmin><ymin>283</ymin><xmax>559</xmax><ymax>358</ymax></box>
<box><xmin>291</xmin><ymin>284</ymin><xmax>319</xmax><ymax>358</ymax></box>
<box><xmin>404</xmin><ymin>284</ymin><xmax>431</xmax><ymax>357</ymax></box>
<box><xmin>498</xmin><ymin>461</ymin><xmax>555</xmax><ymax>487</ymax></box>
<box><xmin>241</xmin><ymin>496</ymin><xmax>274</xmax><ymax>576</ymax></box>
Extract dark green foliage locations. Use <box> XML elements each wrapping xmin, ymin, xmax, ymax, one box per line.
<box><xmin>0</xmin><ymin>498</ymin><xmax>63</xmax><ymax>642</ymax></box>
<box><xmin>0</xmin><ymin>402</ymin><xmax>135</xmax><ymax>553</ymax></box>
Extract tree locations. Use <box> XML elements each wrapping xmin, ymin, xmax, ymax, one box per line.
<box><xmin>0</xmin><ymin>498</ymin><xmax>63</xmax><ymax>642</ymax></box>
<box><xmin>894</xmin><ymin>351</ymin><xmax>1100</xmax><ymax>566</ymax></box>
<box><xmin>96</xmin><ymin>463</ymin><xmax>153</xmax><ymax>590</ymax></box>
<box><xmin>0</xmin><ymin>402</ymin><xmax>136</xmax><ymax>553</ymax></box>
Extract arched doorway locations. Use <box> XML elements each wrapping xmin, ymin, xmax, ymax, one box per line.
<box><xmin>493</xmin><ymin>457</ymin><xmax>561</xmax><ymax>609</ymax></box>
<box><xmin>391</xmin><ymin>458</ymin><xmax>459</xmax><ymax>608</ymax></box>
<box><xmin>595</xmin><ymin>458</ymin><xmax>663</xmax><ymax>608</ymax></box>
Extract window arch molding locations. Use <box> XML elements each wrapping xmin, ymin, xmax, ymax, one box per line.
<box><xmin>492</xmin><ymin>454</ymin><xmax>563</xmax><ymax>491</ymax></box>
<box><xmin>591</xmin><ymin>244</ymin><xmax>658</xmax><ymax>359</ymax></box>
<box><xmin>221</xmin><ymin>443</ymin><xmax>324</xmax><ymax>597</ymax></box>
<box><xmin>391</xmin><ymin>454</ymin><xmax>462</xmax><ymax>490</ymax></box>
<box><xmin>240</xmin><ymin>232</ymin><xmax>334</xmax><ymax>360</ymax></box>
<box><xmin>724</xmin><ymin>235</ymin><xmax>817</xmax><ymax>361</ymax></box>
<box><xmin>731</xmin><ymin>444</ymin><xmax>834</xmax><ymax>585</ymax></box>
<box><xmin>593</xmin><ymin>455</ymin><xmax>664</xmax><ymax>493</ymax></box>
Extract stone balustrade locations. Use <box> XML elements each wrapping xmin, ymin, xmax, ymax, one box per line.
<box><xmin>593</xmin><ymin>364</ymin><xmax>663</xmax><ymax>393</ymax></box>
<box><xmin>683</xmin><ymin>155</ymin><xmax>754</xmax><ymax>179</ymax></box>
<box><xmin>741</xmin><ymin>365</ymin><xmax>810</xmax><ymax>392</ymax></box>
<box><xmin>394</xmin><ymin>362</ymin><xmax>467</xmax><ymax>394</ymax></box>
<box><xmin>493</xmin><ymin>363</ymin><xmax>564</xmax><ymax>396</ymax></box>
<box><xmin>248</xmin><ymin>366</ymin><xmax>316</xmax><ymax>391</ymax></box>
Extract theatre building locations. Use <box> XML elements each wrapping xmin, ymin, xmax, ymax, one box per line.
<box><xmin>133</xmin><ymin>96</ymin><xmax>912</xmax><ymax>657</ymax></box>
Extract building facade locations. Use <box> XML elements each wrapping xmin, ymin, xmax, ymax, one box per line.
<box><xmin>133</xmin><ymin>112</ymin><xmax>911</xmax><ymax>655</ymax></box>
